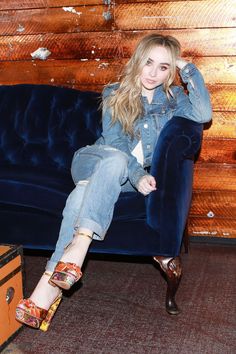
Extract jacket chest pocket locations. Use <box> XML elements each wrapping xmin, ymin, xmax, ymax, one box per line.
<box><xmin>153</xmin><ymin>104</ymin><xmax>175</xmax><ymax>130</ymax></box>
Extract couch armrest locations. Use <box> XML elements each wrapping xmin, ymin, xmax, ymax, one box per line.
<box><xmin>146</xmin><ymin>116</ymin><xmax>203</xmax><ymax>256</ymax></box>
<box><xmin>155</xmin><ymin>116</ymin><xmax>203</xmax><ymax>160</ymax></box>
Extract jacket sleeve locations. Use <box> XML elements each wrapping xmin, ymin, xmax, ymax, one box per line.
<box><xmin>174</xmin><ymin>63</ymin><xmax>212</xmax><ymax>123</ymax></box>
<box><xmin>101</xmin><ymin>86</ymin><xmax>148</xmax><ymax>188</ymax></box>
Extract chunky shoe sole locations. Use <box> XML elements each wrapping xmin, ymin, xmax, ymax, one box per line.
<box><xmin>49</xmin><ymin>261</ymin><xmax>82</xmax><ymax>290</ymax></box>
<box><xmin>15</xmin><ymin>293</ymin><xmax>62</xmax><ymax>331</ymax></box>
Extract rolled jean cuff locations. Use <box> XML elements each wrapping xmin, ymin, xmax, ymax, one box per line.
<box><xmin>46</xmin><ymin>260</ymin><xmax>58</xmax><ymax>272</ymax></box>
<box><xmin>75</xmin><ymin>217</ymin><xmax>105</xmax><ymax>241</ymax></box>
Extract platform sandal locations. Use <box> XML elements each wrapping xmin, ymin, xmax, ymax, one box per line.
<box><xmin>15</xmin><ymin>292</ymin><xmax>62</xmax><ymax>331</ymax></box>
<box><xmin>49</xmin><ymin>261</ymin><xmax>82</xmax><ymax>290</ymax></box>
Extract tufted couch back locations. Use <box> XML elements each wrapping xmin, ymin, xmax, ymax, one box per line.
<box><xmin>0</xmin><ymin>84</ymin><xmax>102</xmax><ymax>172</ymax></box>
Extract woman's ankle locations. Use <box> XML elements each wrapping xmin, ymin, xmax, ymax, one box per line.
<box><xmin>60</xmin><ymin>232</ymin><xmax>92</xmax><ymax>267</ymax></box>
<box><xmin>29</xmin><ymin>273</ymin><xmax>61</xmax><ymax>310</ymax></box>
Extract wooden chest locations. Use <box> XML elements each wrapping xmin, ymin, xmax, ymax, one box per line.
<box><xmin>0</xmin><ymin>244</ymin><xmax>23</xmax><ymax>351</ymax></box>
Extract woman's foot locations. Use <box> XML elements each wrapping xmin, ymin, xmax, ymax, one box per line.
<box><xmin>60</xmin><ymin>230</ymin><xmax>93</xmax><ymax>266</ymax></box>
<box><xmin>30</xmin><ymin>272</ymin><xmax>62</xmax><ymax>310</ymax></box>
<box><xmin>49</xmin><ymin>230</ymin><xmax>92</xmax><ymax>290</ymax></box>
<box><xmin>15</xmin><ymin>272</ymin><xmax>62</xmax><ymax>330</ymax></box>
<box><xmin>49</xmin><ymin>262</ymin><xmax>82</xmax><ymax>290</ymax></box>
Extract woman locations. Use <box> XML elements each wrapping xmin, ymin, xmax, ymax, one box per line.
<box><xmin>15</xmin><ymin>33</ymin><xmax>212</xmax><ymax>330</ymax></box>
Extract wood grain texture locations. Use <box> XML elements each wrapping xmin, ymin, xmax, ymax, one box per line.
<box><xmin>210</xmin><ymin>85</ymin><xmax>236</xmax><ymax>112</ymax></box>
<box><xmin>1</xmin><ymin>28</ymin><xmax>235</xmax><ymax>58</ymax></box>
<box><xmin>115</xmin><ymin>1</ymin><xmax>236</xmax><ymax>30</ymax></box>
<box><xmin>0</xmin><ymin>0</ymin><xmax>104</xmax><ymax>10</ymax></box>
<box><xmin>0</xmin><ymin>60</ymin><xmax>122</xmax><ymax>88</ymax></box>
<box><xmin>0</xmin><ymin>5</ymin><xmax>113</xmax><ymax>35</ymax></box>
<box><xmin>199</xmin><ymin>138</ymin><xmax>236</xmax><ymax>164</ymax></box>
<box><xmin>1</xmin><ymin>60</ymin><xmax>236</xmax><ymax>110</ymax></box>
<box><xmin>1</xmin><ymin>29</ymin><xmax>236</xmax><ymax>79</ymax></box>
<box><xmin>203</xmin><ymin>112</ymin><xmax>236</xmax><ymax>139</ymax></box>
<box><xmin>188</xmin><ymin>217</ymin><xmax>236</xmax><ymax>238</ymax></box>
<box><xmin>193</xmin><ymin>163</ymin><xmax>236</xmax><ymax>191</ymax></box>
<box><xmin>190</xmin><ymin>190</ymin><xmax>236</xmax><ymax>218</ymax></box>
<box><xmin>118</xmin><ymin>28</ymin><xmax>236</xmax><ymax>57</ymax></box>
<box><xmin>195</xmin><ymin>57</ymin><xmax>236</xmax><ymax>85</ymax></box>
<box><xmin>0</xmin><ymin>33</ymin><xmax>123</xmax><ymax>61</ymax></box>
<box><xmin>116</xmin><ymin>0</ymin><xmax>202</xmax><ymax>3</ymax></box>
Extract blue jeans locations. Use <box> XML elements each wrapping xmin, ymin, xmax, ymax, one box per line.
<box><xmin>46</xmin><ymin>145</ymin><xmax>135</xmax><ymax>271</ymax></box>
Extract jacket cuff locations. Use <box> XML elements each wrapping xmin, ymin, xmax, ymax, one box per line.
<box><xmin>129</xmin><ymin>167</ymin><xmax>149</xmax><ymax>189</ymax></box>
<box><xmin>180</xmin><ymin>63</ymin><xmax>197</xmax><ymax>82</ymax></box>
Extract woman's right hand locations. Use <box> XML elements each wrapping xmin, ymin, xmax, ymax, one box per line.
<box><xmin>137</xmin><ymin>175</ymin><xmax>157</xmax><ymax>196</ymax></box>
<box><xmin>176</xmin><ymin>58</ymin><xmax>189</xmax><ymax>70</ymax></box>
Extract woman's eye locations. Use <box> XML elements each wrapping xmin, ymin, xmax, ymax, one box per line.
<box><xmin>146</xmin><ymin>60</ymin><xmax>152</xmax><ymax>66</ymax></box>
<box><xmin>160</xmin><ymin>66</ymin><xmax>168</xmax><ymax>71</ymax></box>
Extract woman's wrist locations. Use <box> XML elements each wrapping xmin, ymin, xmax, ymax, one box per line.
<box><xmin>176</xmin><ymin>58</ymin><xmax>189</xmax><ymax>70</ymax></box>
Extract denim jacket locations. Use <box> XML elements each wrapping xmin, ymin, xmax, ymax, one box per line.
<box><xmin>95</xmin><ymin>63</ymin><xmax>212</xmax><ymax>187</ymax></box>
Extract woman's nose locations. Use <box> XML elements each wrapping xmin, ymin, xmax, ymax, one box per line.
<box><xmin>150</xmin><ymin>67</ymin><xmax>157</xmax><ymax>77</ymax></box>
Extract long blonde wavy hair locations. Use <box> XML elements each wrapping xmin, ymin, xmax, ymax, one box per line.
<box><xmin>103</xmin><ymin>33</ymin><xmax>181</xmax><ymax>135</ymax></box>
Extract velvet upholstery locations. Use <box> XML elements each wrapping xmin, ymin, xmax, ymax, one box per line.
<box><xmin>0</xmin><ymin>84</ymin><xmax>203</xmax><ymax>256</ymax></box>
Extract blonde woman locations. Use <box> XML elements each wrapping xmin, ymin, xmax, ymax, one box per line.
<box><xmin>16</xmin><ymin>33</ymin><xmax>212</xmax><ymax>330</ymax></box>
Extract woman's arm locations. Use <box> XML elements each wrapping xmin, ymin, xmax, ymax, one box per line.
<box><xmin>174</xmin><ymin>60</ymin><xmax>212</xmax><ymax>123</ymax></box>
<box><xmin>101</xmin><ymin>86</ymin><xmax>149</xmax><ymax>190</ymax></box>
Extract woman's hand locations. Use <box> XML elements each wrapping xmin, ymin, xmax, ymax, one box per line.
<box><xmin>137</xmin><ymin>175</ymin><xmax>157</xmax><ymax>196</ymax></box>
<box><xmin>176</xmin><ymin>58</ymin><xmax>189</xmax><ymax>70</ymax></box>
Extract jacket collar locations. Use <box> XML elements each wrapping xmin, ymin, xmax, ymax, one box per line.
<box><xmin>141</xmin><ymin>85</ymin><xmax>166</xmax><ymax>105</ymax></box>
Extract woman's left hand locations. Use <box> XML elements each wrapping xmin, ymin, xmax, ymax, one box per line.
<box><xmin>137</xmin><ymin>175</ymin><xmax>157</xmax><ymax>196</ymax></box>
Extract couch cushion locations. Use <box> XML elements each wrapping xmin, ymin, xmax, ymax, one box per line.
<box><xmin>0</xmin><ymin>165</ymin><xmax>73</xmax><ymax>214</ymax></box>
<box><xmin>0</xmin><ymin>163</ymin><xmax>146</xmax><ymax>219</ymax></box>
<box><xmin>0</xmin><ymin>84</ymin><xmax>102</xmax><ymax>171</ymax></box>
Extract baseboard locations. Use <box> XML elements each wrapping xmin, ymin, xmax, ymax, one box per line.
<box><xmin>189</xmin><ymin>236</ymin><xmax>236</xmax><ymax>245</ymax></box>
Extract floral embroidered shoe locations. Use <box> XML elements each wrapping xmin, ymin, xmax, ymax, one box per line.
<box><xmin>49</xmin><ymin>261</ymin><xmax>82</xmax><ymax>290</ymax></box>
<box><xmin>15</xmin><ymin>292</ymin><xmax>62</xmax><ymax>331</ymax></box>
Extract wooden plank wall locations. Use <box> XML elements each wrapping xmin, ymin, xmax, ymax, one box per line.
<box><xmin>0</xmin><ymin>0</ymin><xmax>235</xmax><ymax>239</ymax></box>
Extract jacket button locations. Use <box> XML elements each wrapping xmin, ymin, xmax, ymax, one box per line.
<box><xmin>147</xmin><ymin>144</ymin><xmax>151</xmax><ymax>149</ymax></box>
<box><xmin>144</xmin><ymin>123</ymin><xmax>148</xmax><ymax>128</ymax></box>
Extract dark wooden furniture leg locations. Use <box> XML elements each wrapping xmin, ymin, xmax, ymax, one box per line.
<box><xmin>153</xmin><ymin>256</ymin><xmax>182</xmax><ymax>315</ymax></box>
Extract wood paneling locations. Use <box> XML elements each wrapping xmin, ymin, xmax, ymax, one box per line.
<box><xmin>193</xmin><ymin>164</ymin><xmax>236</xmax><ymax>191</ymax></box>
<box><xmin>199</xmin><ymin>138</ymin><xmax>236</xmax><ymax>164</ymax></box>
<box><xmin>210</xmin><ymin>85</ymin><xmax>236</xmax><ymax>112</ymax></box>
<box><xmin>203</xmin><ymin>113</ymin><xmax>236</xmax><ymax>139</ymax></box>
<box><xmin>0</xmin><ymin>6</ymin><xmax>113</xmax><ymax>35</ymax></box>
<box><xmin>105</xmin><ymin>28</ymin><xmax>236</xmax><ymax>57</ymax></box>
<box><xmin>0</xmin><ymin>60</ymin><xmax>121</xmax><ymax>88</ymax></box>
<box><xmin>115</xmin><ymin>1</ymin><xmax>236</xmax><ymax>30</ymax></box>
<box><xmin>190</xmin><ymin>190</ymin><xmax>236</xmax><ymax>218</ymax></box>
<box><xmin>116</xmin><ymin>0</ymin><xmax>209</xmax><ymax>3</ymax></box>
<box><xmin>1</xmin><ymin>29</ymin><xmax>236</xmax><ymax>65</ymax></box>
<box><xmin>0</xmin><ymin>1</ymin><xmax>105</xmax><ymax>10</ymax></box>
<box><xmin>1</xmin><ymin>28</ymin><xmax>236</xmax><ymax>58</ymax></box>
<box><xmin>0</xmin><ymin>33</ymin><xmax>122</xmax><ymax>61</ymax></box>
<box><xmin>189</xmin><ymin>217</ymin><xmax>236</xmax><ymax>238</ymax></box>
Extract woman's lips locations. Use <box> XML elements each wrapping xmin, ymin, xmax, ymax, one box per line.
<box><xmin>145</xmin><ymin>79</ymin><xmax>157</xmax><ymax>85</ymax></box>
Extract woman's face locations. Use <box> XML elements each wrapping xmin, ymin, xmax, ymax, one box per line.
<box><xmin>140</xmin><ymin>45</ymin><xmax>172</xmax><ymax>95</ymax></box>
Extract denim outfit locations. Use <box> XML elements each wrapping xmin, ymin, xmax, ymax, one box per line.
<box><xmin>46</xmin><ymin>63</ymin><xmax>212</xmax><ymax>271</ymax></box>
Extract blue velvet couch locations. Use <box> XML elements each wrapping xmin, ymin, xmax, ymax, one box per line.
<box><xmin>0</xmin><ymin>84</ymin><xmax>203</xmax><ymax>313</ymax></box>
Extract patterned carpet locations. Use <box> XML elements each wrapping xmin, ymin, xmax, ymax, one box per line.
<box><xmin>2</xmin><ymin>243</ymin><xmax>236</xmax><ymax>354</ymax></box>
